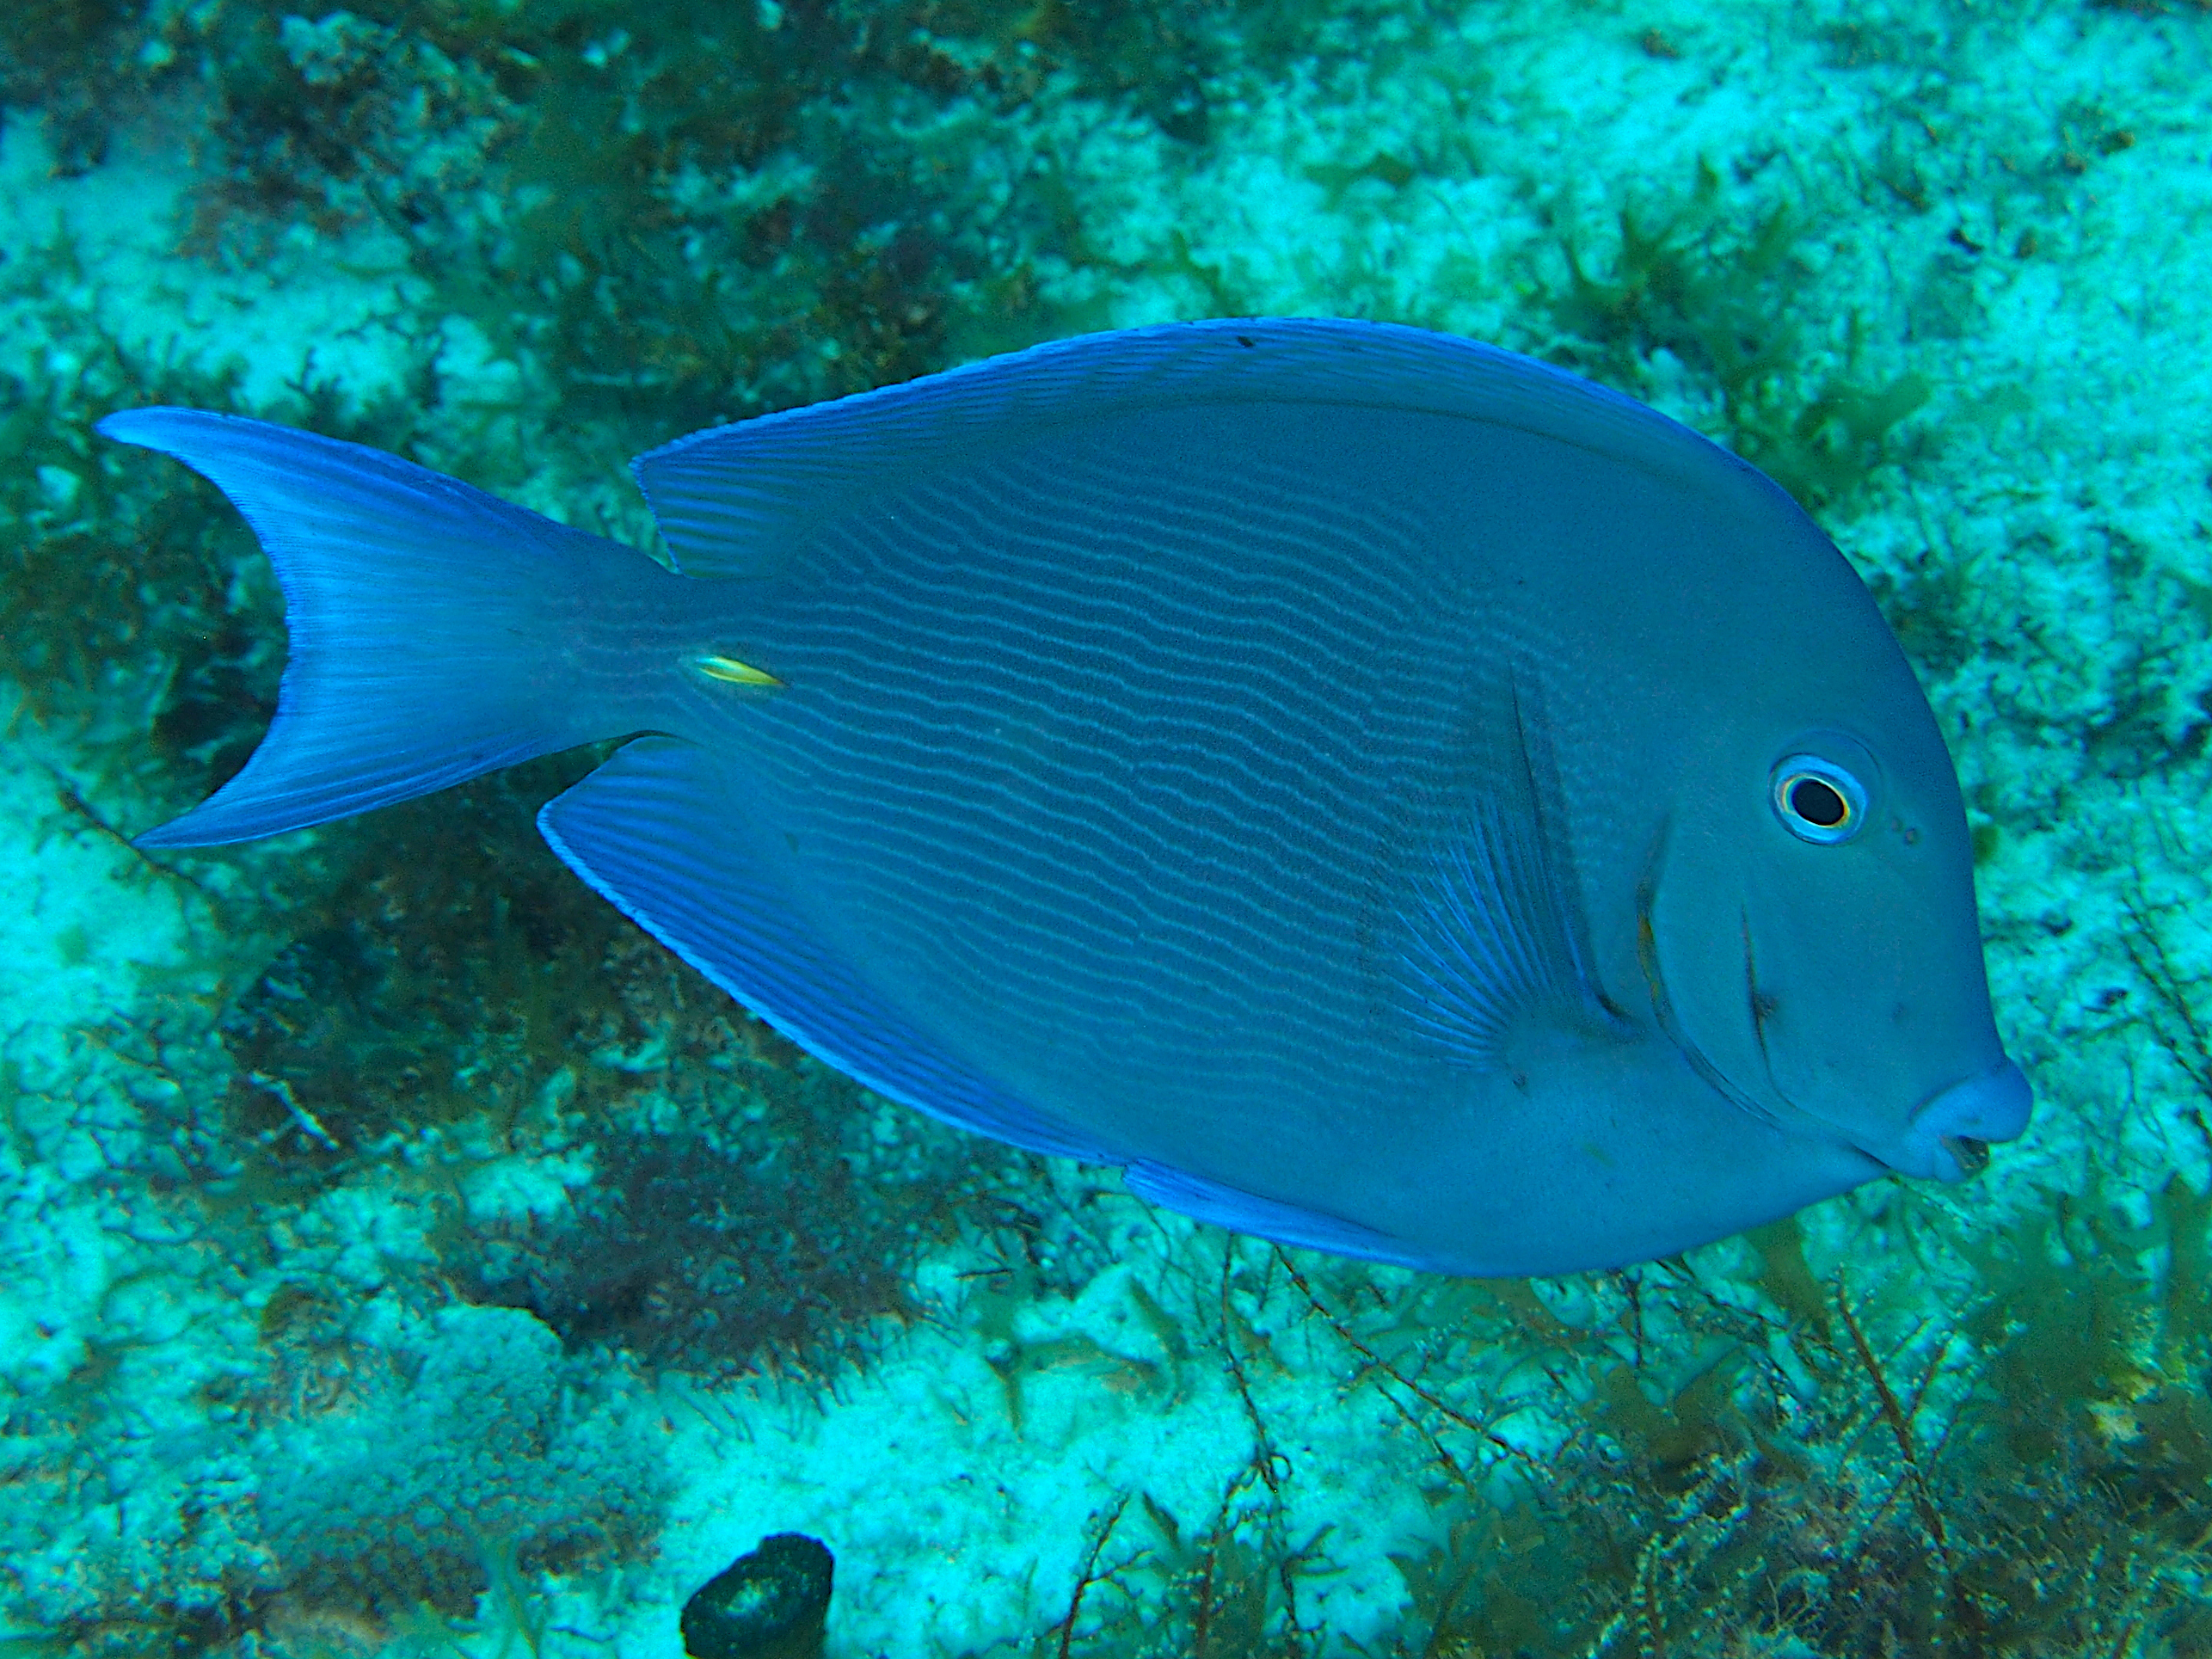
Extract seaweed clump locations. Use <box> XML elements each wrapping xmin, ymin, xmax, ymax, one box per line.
<box><xmin>445</xmin><ymin>1024</ymin><xmax>1035</xmax><ymax>1384</ymax></box>
<box><xmin>1005</xmin><ymin>1175</ymin><xmax>2212</xmax><ymax>1658</ymax></box>
<box><xmin>134</xmin><ymin>0</ymin><xmax>1266</xmax><ymax>467</ymax></box>
<box><xmin>1539</xmin><ymin>161</ymin><xmax>1932</xmax><ymax>509</ymax></box>
<box><xmin>211</xmin><ymin>741</ymin><xmax>1037</xmax><ymax>1383</ymax></box>
<box><xmin>0</xmin><ymin>0</ymin><xmax>147</xmax><ymax>175</ymax></box>
<box><xmin>0</xmin><ymin>240</ymin><xmax>265</xmax><ymax>778</ymax></box>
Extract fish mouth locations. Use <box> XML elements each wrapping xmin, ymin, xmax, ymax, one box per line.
<box><xmin>1635</xmin><ymin>823</ymin><xmax>2031</xmax><ymax>1183</ymax></box>
<box><xmin>1944</xmin><ymin>1135</ymin><xmax>1991</xmax><ymax>1177</ymax></box>
<box><xmin>1876</xmin><ymin>1059</ymin><xmax>2034</xmax><ymax>1183</ymax></box>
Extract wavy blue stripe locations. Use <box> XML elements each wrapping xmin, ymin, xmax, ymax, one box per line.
<box><xmin>702</xmin><ymin>416</ymin><xmax>1469</xmax><ymax>1117</ymax></box>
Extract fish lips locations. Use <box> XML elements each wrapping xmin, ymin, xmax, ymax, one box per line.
<box><xmin>1636</xmin><ymin>809</ymin><xmax>2031</xmax><ymax>1186</ymax></box>
<box><xmin>1875</xmin><ymin>1058</ymin><xmax>2035</xmax><ymax>1183</ymax></box>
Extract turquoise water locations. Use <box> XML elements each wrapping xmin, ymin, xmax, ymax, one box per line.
<box><xmin>2</xmin><ymin>1</ymin><xmax>2209</xmax><ymax>1653</ymax></box>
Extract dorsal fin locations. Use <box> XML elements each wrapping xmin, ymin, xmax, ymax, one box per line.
<box><xmin>630</xmin><ymin>317</ymin><xmax>1752</xmax><ymax>578</ymax></box>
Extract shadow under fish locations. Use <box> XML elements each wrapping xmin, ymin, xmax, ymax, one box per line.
<box><xmin>101</xmin><ymin>318</ymin><xmax>2031</xmax><ymax>1276</ymax></box>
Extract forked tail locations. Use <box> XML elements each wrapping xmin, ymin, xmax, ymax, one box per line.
<box><xmin>101</xmin><ymin>409</ymin><xmax>669</xmax><ymax>847</ymax></box>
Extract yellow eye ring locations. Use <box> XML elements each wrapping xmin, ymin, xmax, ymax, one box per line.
<box><xmin>1772</xmin><ymin>755</ymin><xmax>1866</xmax><ymax>845</ymax></box>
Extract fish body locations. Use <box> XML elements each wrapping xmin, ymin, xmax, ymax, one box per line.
<box><xmin>103</xmin><ymin>318</ymin><xmax>2030</xmax><ymax>1275</ymax></box>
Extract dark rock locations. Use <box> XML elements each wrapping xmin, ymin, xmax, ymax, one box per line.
<box><xmin>680</xmin><ymin>1533</ymin><xmax>834</xmax><ymax>1659</ymax></box>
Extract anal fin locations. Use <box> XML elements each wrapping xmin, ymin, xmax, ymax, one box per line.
<box><xmin>538</xmin><ymin>736</ymin><xmax>1112</xmax><ymax>1164</ymax></box>
<box><xmin>1124</xmin><ymin>1161</ymin><xmax>1430</xmax><ymax>1268</ymax></box>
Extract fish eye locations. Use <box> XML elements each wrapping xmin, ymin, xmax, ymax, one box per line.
<box><xmin>1771</xmin><ymin>754</ymin><xmax>1867</xmax><ymax>845</ymax></box>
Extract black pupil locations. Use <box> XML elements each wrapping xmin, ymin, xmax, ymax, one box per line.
<box><xmin>1790</xmin><ymin>776</ymin><xmax>1849</xmax><ymax>828</ymax></box>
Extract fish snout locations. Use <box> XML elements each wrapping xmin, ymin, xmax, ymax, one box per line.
<box><xmin>1882</xmin><ymin>1059</ymin><xmax>2034</xmax><ymax>1183</ymax></box>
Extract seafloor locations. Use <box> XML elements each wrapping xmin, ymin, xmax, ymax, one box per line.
<box><xmin>1</xmin><ymin>1</ymin><xmax>2208</xmax><ymax>1655</ymax></box>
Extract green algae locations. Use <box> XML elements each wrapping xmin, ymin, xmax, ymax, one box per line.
<box><xmin>1539</xmin><ymin>162</ymin><xmax>1933</xmax><ymax>511</ymax></box>
<box><xmin>1008</xmin><ymin>1177</ymin><xmax>2212</xmax><ymax>1657</ymax></box>
<box><xmin>0</xmin><ymin>235</ymin><xmax>259</xmax><ymax>769</ymax></box>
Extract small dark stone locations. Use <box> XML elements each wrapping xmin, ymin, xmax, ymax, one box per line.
<box><xmin>679</xmin><ymin>1533</ymin><xmax>834</xmax><ymax>1659</ymax></box>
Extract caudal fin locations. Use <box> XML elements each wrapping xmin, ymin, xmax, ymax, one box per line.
<box><xmin>102</xmin><ymin>409</ymin><xmax>649</xmax><ymax>848</ymax></box>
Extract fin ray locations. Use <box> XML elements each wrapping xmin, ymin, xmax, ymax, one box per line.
<box><xmin>1124</xmin><ymin>1161</ymin><xmax>1430</xmax><ymax>1268</ymax></box>
<box><xmin>632</xmin><ymin>317</ymin><xmax>1747</xmax><ymax>578</ymax></box>
<box><xmin>538</xmin><ymin>736</ymin><xmax>1115</xmax><ymax>1164</ymax></box>
<box><xmin>1398</xmin><ymin>669</ymin><xmax>1623</xmax><ymax>1067</ymax></box>
<box><xmin>101</xmin><ymin>409</ymin><xmax>641</xmax><ymax>846</ymax></box>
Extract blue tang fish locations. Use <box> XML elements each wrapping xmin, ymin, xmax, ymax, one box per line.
<box><xmin>102</xmin><ymin>318</ymin><xmax>2031</xmax><ymax>1275</ymax></box>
